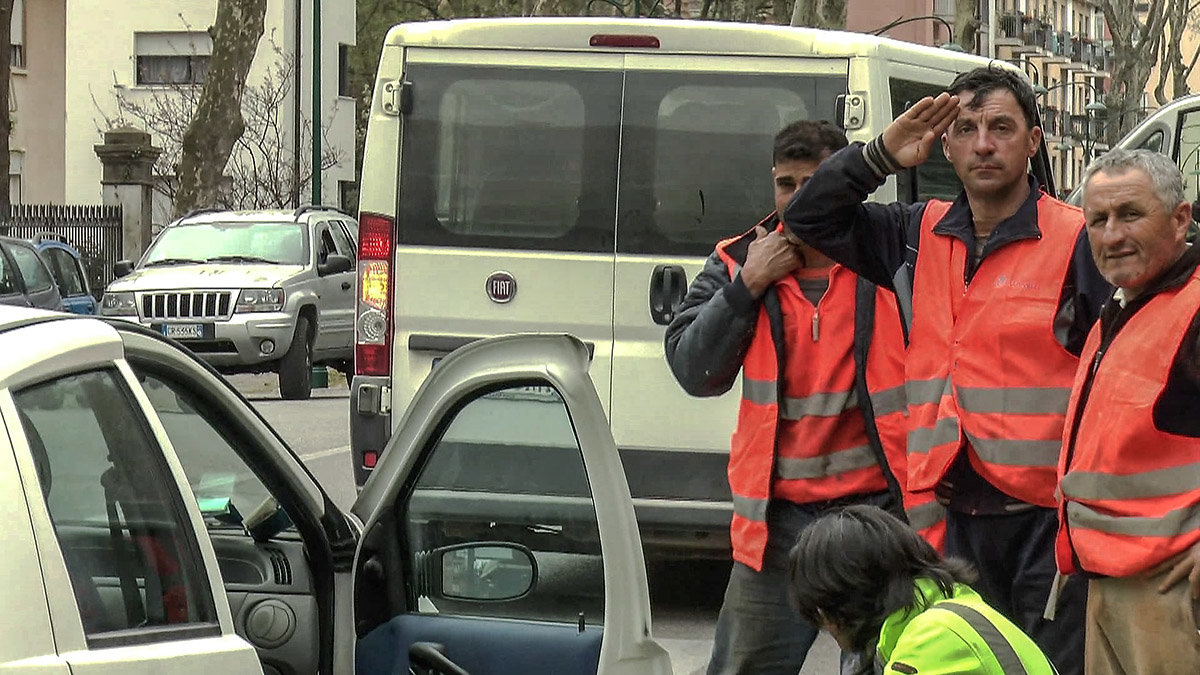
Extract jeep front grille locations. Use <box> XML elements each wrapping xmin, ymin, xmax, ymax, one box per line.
<box><xmin>141</xmin><ymin>291</ymin><xmax>233</xmax><ymax>320</ymax></box>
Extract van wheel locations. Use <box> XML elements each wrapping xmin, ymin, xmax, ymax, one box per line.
<box><xmin>279</xmin><ymin>316</ymin><xmax>313</xmax><ymax>400</ymax></box>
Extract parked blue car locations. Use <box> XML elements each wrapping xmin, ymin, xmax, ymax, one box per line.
<box><xmin>0</xmin><ymin>235</ymin><xmax>64</xmax><ymax>311</ymax></box>
<box><xmin>32</xmin><ymin>234</ymin><xmax>97</xmax><ymax>314</ymax></box>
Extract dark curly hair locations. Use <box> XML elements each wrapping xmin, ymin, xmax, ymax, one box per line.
<box><xmin>773</xmin><ymin>120</ymin><xmax>848</xmax><ymax>165</ymax></box>
<box><xmin>787</xmin><ymin>505</ymin><xmax>977</xmax><ymax>653</ymax></box>
<box><xmin>948</xmin><ymin>65</ymin><xmax>1039</xmax><ymax>130</ymax></box>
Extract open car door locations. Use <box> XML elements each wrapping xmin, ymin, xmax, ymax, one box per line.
<box><xmin>352</xmin><ymin>333</ymin><xmax>672</xmax><ymax>675</ymax></box>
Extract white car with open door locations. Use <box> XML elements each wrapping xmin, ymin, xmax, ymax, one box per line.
<box><xmin>0</xmin><ymin>306</ymin><xmax>671</xmax><ymax>675</ymax></box>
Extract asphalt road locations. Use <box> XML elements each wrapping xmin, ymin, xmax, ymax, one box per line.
<box><xmin>235</xmin><ymin>372</ymin><xmax>840</xmax><ymax>674</ymax></box>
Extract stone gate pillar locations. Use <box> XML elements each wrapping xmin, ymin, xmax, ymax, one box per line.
<box><xmin>94</xmin><ymin>127</ymin><xmax>162</xmax><ymax>261</ymax></box>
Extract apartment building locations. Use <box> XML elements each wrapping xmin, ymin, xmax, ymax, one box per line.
<box><xmin>11</xmin><ymin>0</ymin><xmax>354</xmax><ymax>219</ymax></box>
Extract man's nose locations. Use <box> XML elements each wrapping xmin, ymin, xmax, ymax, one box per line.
<box><xmin>972</xmin><ymin>129</ymin><xmax>997</xmax><ymax>153</ymax></box>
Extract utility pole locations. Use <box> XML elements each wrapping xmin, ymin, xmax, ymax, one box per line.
<box><xmin>292</xmin><ymin>0</ymin><xmax>302</xmax><ymax>208</ymax></box>
<box><xmin>311</xmin><ymin>0</ymin><xmax>322</xmax><ymax>205</ymax></box>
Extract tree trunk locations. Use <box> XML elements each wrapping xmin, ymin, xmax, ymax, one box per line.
<box><xmin>772</xmin><ymin>0</ymin><xmax>792</xmax><ymax>25</ymax></box>
<box><xmin>173</xmin><ymin>0</ymin><xmax>267</xmax><ymax>218</ymax></box>
<box><xmin>0</xmin><ymin>0</ymin><xmax>14</xmax><ymax>211</ymax></box>
<box><xmin>1100</xmin><ymin>0</ymin><xmax>1169</xmax><ymax>146</ymax></box>
<box><xmin>1156</xmin><ymin>0</ymin><xmax>1200</xmax><ymax>103</ymax></box>
<box><xmin>791</xmin><ymin>0</ymin><xmax>844</xmax><ymax>29</ymax></box>
<box><xmin>955</xmin><ymin>0</ymin><xmax>981</xmax><ymax>53</ymax></box>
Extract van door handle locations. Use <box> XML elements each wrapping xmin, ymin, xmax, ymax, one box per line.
<box><xmin>649</xmin><ymin>264</ymin><xmax>687</xmax><ymax>325</ymax></box>
<box><xmin>341</xmin><ymin>281</ymin><xmax>352</xmax><ymax>291</ymax></box>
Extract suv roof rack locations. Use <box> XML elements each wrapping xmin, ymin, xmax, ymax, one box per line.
<box><xmin>293</xmin><ymin>204</ymin><xmax>351</xmax><ymax>220</ymax></box>
<box><xmin>30</xmin><ymin>231</ymin><xmax>70</xmax><ymax>244</ymax></box>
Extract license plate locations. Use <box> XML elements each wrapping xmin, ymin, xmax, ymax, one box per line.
<box><xmin>162</xmin><ymin>323</ymin><xmax>204</xmax><ymax>339</ymax></box>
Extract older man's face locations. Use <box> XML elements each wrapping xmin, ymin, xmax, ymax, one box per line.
<box><xmin>1083</xmin><ymin>167</ymin><xmax>1191</xmax><ymax>300</ymax></box>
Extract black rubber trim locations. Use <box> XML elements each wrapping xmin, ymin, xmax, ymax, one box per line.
<box><xmin>85</xmin><ymin>622</ymin><xmax>222</xmax><ymax>650</ymax></box>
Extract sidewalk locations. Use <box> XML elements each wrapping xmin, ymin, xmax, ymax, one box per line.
<box><xmin>225</xmin><ymin>369</ymin><xmax>350</xmax><ymax>400</ymax></box>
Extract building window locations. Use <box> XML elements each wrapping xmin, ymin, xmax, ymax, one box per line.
<box><xmin>135</xmin><ymin>32</ymin><xmax>212</xmax><ymax>86</ymax></box>
<box><xmin>338</xmin><ymin>44</ymin><xmax>350</xmax><ymax>97</ymax></box>
<box><xmin>10</xmin><ymin>0</ymin><xmax>24</xmax><ymax>69</ymax></box>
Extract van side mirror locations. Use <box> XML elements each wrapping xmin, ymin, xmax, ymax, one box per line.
<box><xmin>113</xmin><ymin>260</ymin><xmax>134</xmax><ymax>278</ymax></box>
<box><xmin>318</xmin><ymin>254</ymin><xmax>353</xmax><ymax>276</ymax></box>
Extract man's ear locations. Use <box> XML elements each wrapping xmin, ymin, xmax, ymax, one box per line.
<box><xmin>941</xmin><ymin>133</ymin><xmax>951</xmax><ymax>162</ymax></box>
<box><xmin>1027</xmin><ymin>126</ymin><xmax>1043</xmax><ymax>158</ymax></box>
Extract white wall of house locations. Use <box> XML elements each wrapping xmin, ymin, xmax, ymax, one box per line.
<box><xmin>65</xmin><ymin>0</ymin><xmax>355</xmax><ymax>218</ymax></box>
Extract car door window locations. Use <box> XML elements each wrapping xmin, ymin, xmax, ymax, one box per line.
<box><xmin>337</xmin><ymin>222</ymin><xmax>358</xmax><ymax>262</ymax></box>
<box><xmin>13</xmin><ymin>369</ymin><xmax>219</xmax><ymax>645</ymax></box>
<box><xmin>44</xmin><ymin>248</ymin><xmax>87</xmax><ymax>297</ymax></box>
<box><xmin>890</xmin><ymin>78</ymin><xmax>963</xmax><ymax>202</ymax></box>
<box><xmin>317</xmin><ymin>225</ymin><xmax>338</xmax><ymax>265</ymax></box>
<box><xmin>329</xmin><ymin>222</ymin><xmax>355</xmax><ymax>263</ymax></box>
<box><xmin>8</xmin><ymin>242</ymin><xmax>54</xmax><ymax>293</ymax></box>
<box><xmin>402</xmin><ymin>384</ymin><xmax>605</xmax><ymax>625</ymax></box>
<box><xmin>1176</xmin><ymin>110</ymin><xmax>1200</xmax><ymax>207</ymax></box>
<box><xmin>0</xmin><ymin>246</ymin><xmax>16</xmax><ymax>295</ymax></box>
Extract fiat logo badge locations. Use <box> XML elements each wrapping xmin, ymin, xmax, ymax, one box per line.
<box><xmin>486</xmin><ymin>271</ymin><xmax>517</xmax><ymax>303</ymax></box>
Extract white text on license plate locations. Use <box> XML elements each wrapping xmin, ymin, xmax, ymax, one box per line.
<box><xmin>163</xmin><ymin>324</ymin><xmax>204</xmax><ymax>339</ymax></box>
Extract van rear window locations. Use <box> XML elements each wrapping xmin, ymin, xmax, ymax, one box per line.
<box><xmin>396</xmin><ymin>63</ymin><xmax>845</xmax><ymax>256</ymax></box>
<box><xmin>398</xmin><ymin>64</ymin><xmax>622</xmax><ymax>253</ymax></box>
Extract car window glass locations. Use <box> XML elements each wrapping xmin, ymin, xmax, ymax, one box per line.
<box><xmin>329</xmin><ymin>222</ymin><xmax>355</xmax><ymax>262</ymax></box>
<box><xmin>44</xmin><ymin>248</ymin><xmax>87</xmax><ymax>296</ymax></box>
<box><xmin>145</xmin><ymin>223</ymin><xmax>309</xmax><ymax>266</ymax></box>
<box><xmin>890</xmin><ymin>78</ymin><xmax>963</xmax><ymax>202</ymax></box>
<box><xmin>0</xmin><ymin>247</ymin><xmax>16</xmax><ymax>294</ymax></box>
<box><xmin>8</xmin><ymin>243</ymin><xmax>54</xmax><ymax>292</ymax></box>
<box><xmin>617</xmin><ymin>71</ymin><xmax>844</xmax><ymax>256</ymax></box>
<box><xmin>1177</xmin><ymin>111</ymin><xmax>1200</xmax><ymax>206</ymax></box>
<box><xmin>338</xmin><ymin>222</ymin><xmax>358</xmax><ymax>262</ymax></box>
<box><xmin>318</xmin><ymin>226</ymin><xmax>338</xmax><ymax>264</ymax></box>
<box><xmin>397</xmin><ymin>63</ymin><xmax>622</xmax><ymax>253</ymax></box>
<box><xmin>14</xmin><ymin>369</ymin><xmax>218</xmax><ymax>642</ymax></box>
<box><xmin>131</xmin><ymin>367</ymin><xmax>286</xmax><ymax>537</ymax></box>
<box><xmin>1137</xmin><ymin>129</ymin><xmax>1164</xmax><ymax>154</ymax></box>
<box><xmin>403</xmin><ymin>384</ymin><xmax>605</xmax><ymax>625</ymax></box>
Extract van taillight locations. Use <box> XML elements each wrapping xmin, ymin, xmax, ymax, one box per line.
<box><xmin>356</xmin><ymin>213</ymin><xmax>393</xmax><ymax>376</ymax></box>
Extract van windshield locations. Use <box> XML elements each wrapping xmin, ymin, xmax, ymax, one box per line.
<box><xmin>397</xmin><ymin>62</ymin><xmax>847</xmax><ymax>256</ymax></box>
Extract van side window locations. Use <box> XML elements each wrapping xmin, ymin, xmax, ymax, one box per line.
<box><xmin>1176</xmin><ymin>111</ymin><xmax>1200</xmax><ymax>207</ymax></box>
<box><xmin>1137</xmin><ymin>130</ymin><xmax>1164</xmax><ymax>154</ymax></box>
<box><xmin>890</xmin><ymin>79</ymin><xmax>963</xmax><ymax>202</ymax></box>
<box><xmin>397</xmin><ymin>64</ymin><xmax>622</xmax><ymax>253</ymax></box>
<box><xmin>618</xmin><ymin>72</ymin><xmax>844</xmax><ymax>256</ymax></box>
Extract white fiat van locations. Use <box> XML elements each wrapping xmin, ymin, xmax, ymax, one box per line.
<box><xmin>351</xmin><ymin>17</ymin><xmax>1053</xmax><ymax>558</ymax></box>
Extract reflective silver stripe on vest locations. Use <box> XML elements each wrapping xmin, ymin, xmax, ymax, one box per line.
<box><xmin>893</xmin><ymin>266</ymin><xmax>914</xmax><ymax>334</ymax></box>
<box><xmin>742</xmin><ymin>379</ymin><xmax>860</xmax><ymax>418</ymax></box>
<box><xmin>775</xmin><ymin>444</ymin><xmax>878</xmax><ymax>480</ymax></box>
<box><xmin>906</xmin><ymin>500</ymin><xmax>947</xmax><ymax>532</ymax></box>
<box><xmin>907</xmin><ymin>377</ymin><xmax>951</xmax><ymax>406</ymax></box>
<box><xmin>732</xmin><ymin>493</ymin><xmax>768</xmax><ymax>523</ymax></box>
<box><xmin>908</xmin><ymin>417</ymin><xmax>960</xmax><ymax>455</ymax></box>
<box><xmin>957</xmin><ymin>386</ymin><xmax>1072</xmax><ymax>415</ymax></box>
<box><xmin>1066</xmin><ymin>500</ymin><xmax>1200</xmax><ymax>538</ymax></box>
<box><xmin>781</xmin><ymin>390</ymin><xmax>858</xmax><ymax>419</ymax></box>
<box><xmin>933</xmin><ymin>602</ymin><xmax>1030</xmax><ymax>675</ymax></box>
<box><xmin>869</xmin><ymin>385</ymin><xmax>907</xmax><ymax>417</ymax></box>
<box><xmin>965</xmin><ymin>431</ymin><xmax>1060</xmax><ymax>468</ymax></box>
<box><xmin>743</xmin><ymin>377</ymin><xmax>777</xmax><ymax>405</ymax></box>
<box><xmin>1062</xmin><ymin>462</ymin><xmax>1200</xmax><ymax>501</ymax></box>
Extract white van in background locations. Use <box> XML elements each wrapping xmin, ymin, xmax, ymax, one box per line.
<box><xmin>351</xmin><ymin>17</ymin><xmax>1054</xmax><ymax>559</ymax></box>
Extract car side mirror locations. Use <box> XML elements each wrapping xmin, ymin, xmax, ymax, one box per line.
<box><xmin>113</xmin><ymin>260</ymin><xmax>134</xmax><ymax>278</ymax></box>
<box><xmin>420</xmin><ymin>542</ymin><xmax>537</xmax><ymax>602</ymax></box>
<box><xmin>318</xmin><ymin>253</ymin><xmax>353</xmax><ymax>276</ymax></box>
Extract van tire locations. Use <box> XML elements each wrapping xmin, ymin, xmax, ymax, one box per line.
<box><xmin>279</xmin><ymin>316</ymin><xmax>313</xmax><ymax>400</ymax></box>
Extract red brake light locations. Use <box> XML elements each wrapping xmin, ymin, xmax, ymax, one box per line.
<box><xmin>356</xmin><ymin>212</ymin><xmax>393</xmax><ymax>377</ymax></box>
<box><xmin>359</xmin><ymin>212</ymin><xmax>394</xmax><ymax>260</ymax></box>
<box><xmin>589</xmin><ymin>34</ymin><xmax>660</xmax><ymax>48</ymax></box>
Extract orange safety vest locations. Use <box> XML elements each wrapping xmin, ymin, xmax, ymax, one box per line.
<box><xmin>1056</xmin><ymin>268</ymin><xmax>1200</xmax><ymax>577</ymax></box>
<box><xmin>716</xmin><ymin>223</ymin><xmax>910</xmax><ymax>570</ymax></box>
<box><xmin>905</xmin><ymin>195</ymin><xmax>1083</xmax><ymax>508</ymax></box>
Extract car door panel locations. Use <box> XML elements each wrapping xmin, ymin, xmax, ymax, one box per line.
<box><xmin>357</xmin><ymin>613</ymin><xmax>603</xmax><ymax>674</ymax></box>
<box><xmin>353</xmin><ymin>333</ymin><xmax>670</xmax><ymax>675</ymax></box>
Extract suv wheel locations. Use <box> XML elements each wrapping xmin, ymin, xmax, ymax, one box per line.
<box><xmin>279</xmin><ymin>316</ymin><xmax>313</xmax><ymax>400</ymax></box>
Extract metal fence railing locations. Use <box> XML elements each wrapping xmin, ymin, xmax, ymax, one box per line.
<box><xmin>0</xmin><ymin>204</ymin><xmax>123</xmax><ymax>299</ymax></box>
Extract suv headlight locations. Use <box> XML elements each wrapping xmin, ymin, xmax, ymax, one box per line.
<box><xmin>100</xmin><ymin>292</ymin><xmax>137</xmax><ymax>316</ymax></box>
<box><xmin>236</xmin><ymin>288</ymin><xmax>284</xmax><ymax>313</ymax></box>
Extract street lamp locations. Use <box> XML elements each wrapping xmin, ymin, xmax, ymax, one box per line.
<box><xmin>869</xmin><ymin>15</ymin><xmax>963</xmax><ymax>51</ymax></box>
<box><xmin>1037</xmin><ymin>80</ymin><xmax>1107</xmax><ymax>160</ymax></box>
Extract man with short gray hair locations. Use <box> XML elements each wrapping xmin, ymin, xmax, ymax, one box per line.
<box><xmin>1057</xmin><ymin>147</ymin><xmax>1200</xmax><ymax>674</ymax></box>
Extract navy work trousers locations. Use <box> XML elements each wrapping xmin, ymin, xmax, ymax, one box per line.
<box><xmin>944</xmin><ymin>506</ymin><xmax>1087</xmax><ymax>675</ymax></box>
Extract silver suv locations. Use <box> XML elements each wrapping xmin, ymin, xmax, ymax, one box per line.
<box><xmin>101</xmin><ymin>206</ymin><xmax>358</xmax><ymax>399</ymax></box>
